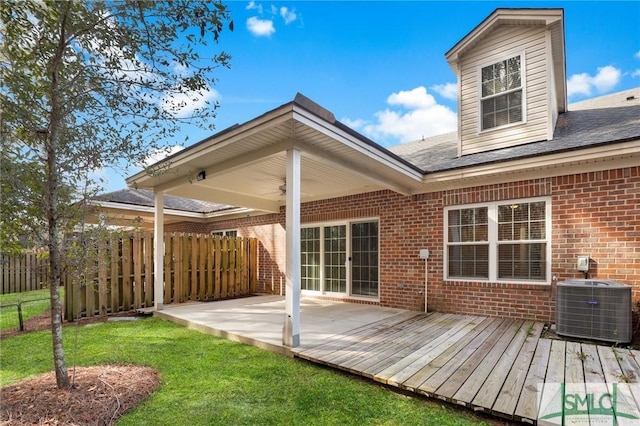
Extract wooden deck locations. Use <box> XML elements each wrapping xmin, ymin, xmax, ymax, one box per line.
<box><xmin>292</xmin><ymin>311</ymin><xmax>640</xmax><ymax>424</ymax></box>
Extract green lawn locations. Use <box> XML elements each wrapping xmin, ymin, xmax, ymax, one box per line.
<box><xmin>0</xmin><ymin>317</ymin><xmax>494</xmax><ymax>425</ymax></box>
<box><xmin>0</xmin><ymin>288</ymin><xmax>58</xmax><ymax>332</ymax></box>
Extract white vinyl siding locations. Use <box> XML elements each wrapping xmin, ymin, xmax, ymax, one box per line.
<box><xmin>458</xmin><ymin>25</ymin><xmax>549</xmax><ymax>156</ymax></box>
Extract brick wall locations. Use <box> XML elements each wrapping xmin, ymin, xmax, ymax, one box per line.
<box><xmin>165</xmin><ymin>165</ymin><xmax>640</xmax><ymax>323</ymax></box>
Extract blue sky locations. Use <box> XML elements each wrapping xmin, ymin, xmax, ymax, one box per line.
<box><xmin>101</xmin><ymin>1</ymin><xmax>640</xmax><ymax>192</ymax></box>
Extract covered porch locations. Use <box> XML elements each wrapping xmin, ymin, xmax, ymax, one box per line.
<box><xmin>127</xmin><ymin>93</ymin><xmax>425</xmax><ymax>347</ymax></box>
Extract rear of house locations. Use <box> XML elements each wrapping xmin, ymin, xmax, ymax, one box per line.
<box><xmin>98</xmin><ymin>8</ymin><xmax>640</xmax><ymax>325</ymax></box>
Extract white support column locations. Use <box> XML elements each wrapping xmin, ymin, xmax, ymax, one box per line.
<box><xmin>154</xmin><ymin>191</ymin><xmax>164</xmax><ymax>310</ymax></box>
<box><xmin>283</xmin><ymin>148</ymin><xmax>301</xmax><ymax>347</ymax></box>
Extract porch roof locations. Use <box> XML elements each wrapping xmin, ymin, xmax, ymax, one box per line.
<box><xmin>127</xmin><ymin>93</ymin><xmax>424</xmax><ymax>213</ymax></box>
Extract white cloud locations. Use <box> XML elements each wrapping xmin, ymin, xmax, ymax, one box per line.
<box><xmin>633</xmin><ymin>69</ymin><xmax>640</xmax><ymax>78</ymax></box>
<box><xmin>387</xmin><ymin>87</ymin><xmax>436</xmax><ymax>109</ymax></box>
<box><xmin>280</xmin><ymin>6</ymin><xmax>297</xmax><ymax>24</ymax></box>
<box><xmin>140</xmin><ymin>145</ymin><xmax>185</xmax><ymax>169</ymax></box>
<box><xmin>635</xmin><ymin>50</ymin><xmax>640</xmax><ymax>60</ymax></box>
<box><xmin>247</xmin><ymin>16</ymin><xmax>275</xmax><ymax>37</ymax></box>
<box><xmin>246</xmin><ymin>1</ymin><xmax>262</xmax><ymax>13</ymax></box>
<box><xmin>341</xmin><ymin>118</ymin><xmax>368</xmax><ymax>129</ymax></box>
<box><xmin>345</xmin><ymin>86</ymin><xmax>457</xmax><ymax>145</ymax></box>
<box><xmin>567</xmin><ymin>73</ymin><xmax>592</xmax><ymax>97</ymax></box>
<box><xmin>567</xmin><ymin>65</ymin><xmax>621</xmax><ymax>97</ymax></box>
<box><xmin>431</xmin><ymin>82</ymin><xmax>458</xmax><ymax>101</ymax></box>
<box><xmin>590</xmin><ymin>65</ymin><xmax>621</xmax><ymax>92</ymax></box>
<box><xmin>161</xmin><ymin>85</ymin><xmax>221</xmax><ymax>117</ymax></box>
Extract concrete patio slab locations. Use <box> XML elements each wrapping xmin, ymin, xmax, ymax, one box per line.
<box><xmin>153</xmin><ymin>294</ymin><xmax>405</xmax><ymax>355</ymax></box>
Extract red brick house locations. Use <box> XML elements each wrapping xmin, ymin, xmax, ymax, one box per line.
<box><xmin>97</xmin><ymin>8</ymin><xmax>640</xmax><ymax>347</ymax></box>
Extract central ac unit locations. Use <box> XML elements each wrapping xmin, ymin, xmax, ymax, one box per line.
<box><xmin>556</xmin><ymin>279</ymin><xmax>632</xmax><ymax>343</ymax></box>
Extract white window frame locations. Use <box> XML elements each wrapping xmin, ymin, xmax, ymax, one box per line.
<box><xmin>444</xmin><ymin>197</ymin><xmax>551</xmax><ymax>285</ymax></box>
<box><xmin>477</xmin><ymin>51</ymin><xmax>527</xmax><ymax>133</ymax></box>
<box><xmin>301</xmin><ymin>218</ymin><xmax>380</xmax><ymax>300</ymax></box>
<box><xmin>211</xmin><ymin>229</ymin><xmax>237</xmax><ymax>237</ymax></box>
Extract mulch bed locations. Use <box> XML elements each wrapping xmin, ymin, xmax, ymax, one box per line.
<box><xmin>0</xmin><ymin>365</ymin><xmax>161</xmax><ymax>425</ymax></box>
<box><xmin>1</xmin><ymin>311</ymin><xmax>161</xmax><ymax>425</ymax></box>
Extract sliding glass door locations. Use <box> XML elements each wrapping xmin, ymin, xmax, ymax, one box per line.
<box><xmin>351</xmin><ymin>221</ymin><xmax>379</xmax><ymax>297</ymax></box>
<box><xmin>300</xmin><ymin>220</ymin><xmax>378</xmax><ymax>297</ymax></box>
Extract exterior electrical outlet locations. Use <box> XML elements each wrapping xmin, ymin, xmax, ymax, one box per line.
<box><xmin>577</xmin><ymin>256</ymin><xmax>589</xmax><ymax>272</ymax></box>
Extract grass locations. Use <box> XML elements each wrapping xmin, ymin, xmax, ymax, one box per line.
<box><xmin>0</xmin><ymin>317</ymin><xmax>493</xmax><ymax>426</ymax></box>
<box><xmin>0</xmin><ymin>288</ymin><xmax>60</xmax><ymax>332</ymax></box>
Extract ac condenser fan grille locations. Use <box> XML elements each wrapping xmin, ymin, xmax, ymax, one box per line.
<box><xmin>556</xmin><ymin>280</ymin><xmax>632</xmax><ymax>344</ymax></box>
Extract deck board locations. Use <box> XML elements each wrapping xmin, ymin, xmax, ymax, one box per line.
<box><xmin>402</xmin><ymin>316</ymin><xmax>496</xmax><ymax>392</ymax></box>
<box><xmin>514</xmin><ymin>337</ymin><xmax>551</xmax><ymax>423</ymax></box>
<box><xmin>451</xmin><ymin>319</ymin><xmax>524</xmax><ymax>405</ymax></box>
<box><xmin>325</xmin><ymin>313</ymin><xmax>451</xmax><ymax>371</ymax></box>
<box><xmin>473</xmin><ymin>320</ymin><xmax>534</xmax><ymax>412</ymax></box>
<box><xmin>378</xmin><ymin>315</ymin><xmax>485</xmax><ymax>386</ymax></box>
<box><xmin>344</xmin><ymin>313</ymin><xmax>455</xmax><ymax>376</ymax></box>
<box><xmin>491</xmin><ymin>321</ymin><xmax>545</xmax><ymax>418</ymax></box>
<box><xmin>434</xmin><ymin>318</ymin><xmax>514</xmax><ymax>401</ymax></box>
<box><xmin>290</xmin><ymin>311</ymin><xmax>640</xmax><ymax>424</ymax></box>
<box><xmin>348</xmin><ymin>314</ymin><xmax>454</xmax><ymax>376</ymax></box>
<box><xmin>295</xmin><ymin>311</ymin><xmax>421</xmax><ymax>361</ymax></box>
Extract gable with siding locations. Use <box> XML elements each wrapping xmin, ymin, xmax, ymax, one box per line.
<box><xmin>446</xmin><ymin>9</ymin><xmax>565</xmax><ymax>157</ymax></box>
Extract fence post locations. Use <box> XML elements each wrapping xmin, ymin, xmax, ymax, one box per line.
<box><xmin>17</xmin><ymin>303</ymin><xmax>24</xmax><ymax>331</ymax></box>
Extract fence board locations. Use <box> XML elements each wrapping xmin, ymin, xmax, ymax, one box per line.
<box><xmin>144</xmin><ymin>233</ymin><xmax>153</xmax><ymax>307</ymax></box>
<box><xmin>164</xmin><ymin>233</ymin><xmax>172</xmax><ymax>305</ymax></box>
<box><xmin>206</xmin><ymin>237</ymin><xmax>214</xmax><ymax>300</ymax></box>
<box><xmin>227</xmin><ymin>238</ymin><xmax>236</xmax><ymax>297</ymax></box>
<box><xmin>250</xmin><ymin>239</ymin><xmax>258</xmax><ymax>293</ymax></box>
<box><xmin>122</xmin><ymin>236</ymin><xmax>132</xmax><ymax>311</ymax></box>
<box><xmin>214</xmin><ymin>237</ymin><xmax>221</xmax><ymax>299</ymax></box>
<box><xmin>133</xmin><ymin>234</ymin><xmax>143</xmax><ymax>308</ymax></box>
<box><xmin>98</xmin><ymin>242</ymin><xmax>108</xmax><ymax>316</ymax></box>
<box><xmin>181</xmin><ymin>234</ymin><xmax>190</xmax><ymax>303</ymax></box>
<box><xmin>110</xmin><ymin>237</ymin><xmax>120</xmax><ymax>313</ymax></box>
<box><xmin>199</xmin><ymin>236</ymin><xmax>206</xmax><ymax>301</ymax></box>
<box><xmin>191</xmin><ymin>235</ymin><xmax>198</xmax><ymax>301</ymax></box>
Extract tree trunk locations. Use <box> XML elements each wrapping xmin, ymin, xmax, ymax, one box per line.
<box><xmin>46</xmin><ymin>1</ymin><xmax>71</xmax><ymax>389</ymax></box>
<box><xmin>46</xmin><ymin>114</ymin><xmax>70</xmax><ymax>389</ymax></box>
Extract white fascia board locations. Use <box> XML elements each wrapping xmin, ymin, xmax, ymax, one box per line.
<box><xmin>292</xmin><ymin>107</ymin><xmax>423</xmax><ymax>182</ymax></box>
<box><xmin>88</xmin><ymin>200</ymin><xmax>253</xmax><ymax>220</ymax></box>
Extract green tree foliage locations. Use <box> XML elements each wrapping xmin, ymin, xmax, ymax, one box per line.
<box><xmin>0</xmin><ymin>0</ymin><xmax>232</xmax><ymax>388</ymax></box>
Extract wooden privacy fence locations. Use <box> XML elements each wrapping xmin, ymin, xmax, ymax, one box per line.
<box><xmin>1</xmin><ymin>251</ymin><xmax>50</xmax><ymax>294</ymax></box>
<box><xmin>65</xmin><ymin>233</ymin><xmax>258</xmax><ymax>321</ymax></box>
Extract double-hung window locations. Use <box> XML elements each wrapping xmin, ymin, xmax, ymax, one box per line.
<box><xmin>481</xmin><ymin>54</ymin><xmax>524</xmax><ymax>130</ymax></box>
<box><xmin>445</xmin><ymin>198</ymin><xmax>550</xmax><ymax>283</ymax></box>
<box><xmin>211</xmin><ymin>229</ymin><xmax>237</xmax><ymax>237</ymax></box>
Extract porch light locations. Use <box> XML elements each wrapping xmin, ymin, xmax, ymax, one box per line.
<box><xmin>196</xmin><ymin>170</ymin><xmax>206</xmax><ymax>181</ymax></box>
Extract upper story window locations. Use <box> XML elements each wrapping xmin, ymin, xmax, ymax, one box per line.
<box><xmin>445</xmin><ymin>197</ymin><xmax>550</xmax><ymax>283</ymax></box>
<box><xmin>481</xmin><ymin>55</ymin><xmax>523</xmax><ymax>130</ymax></box>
